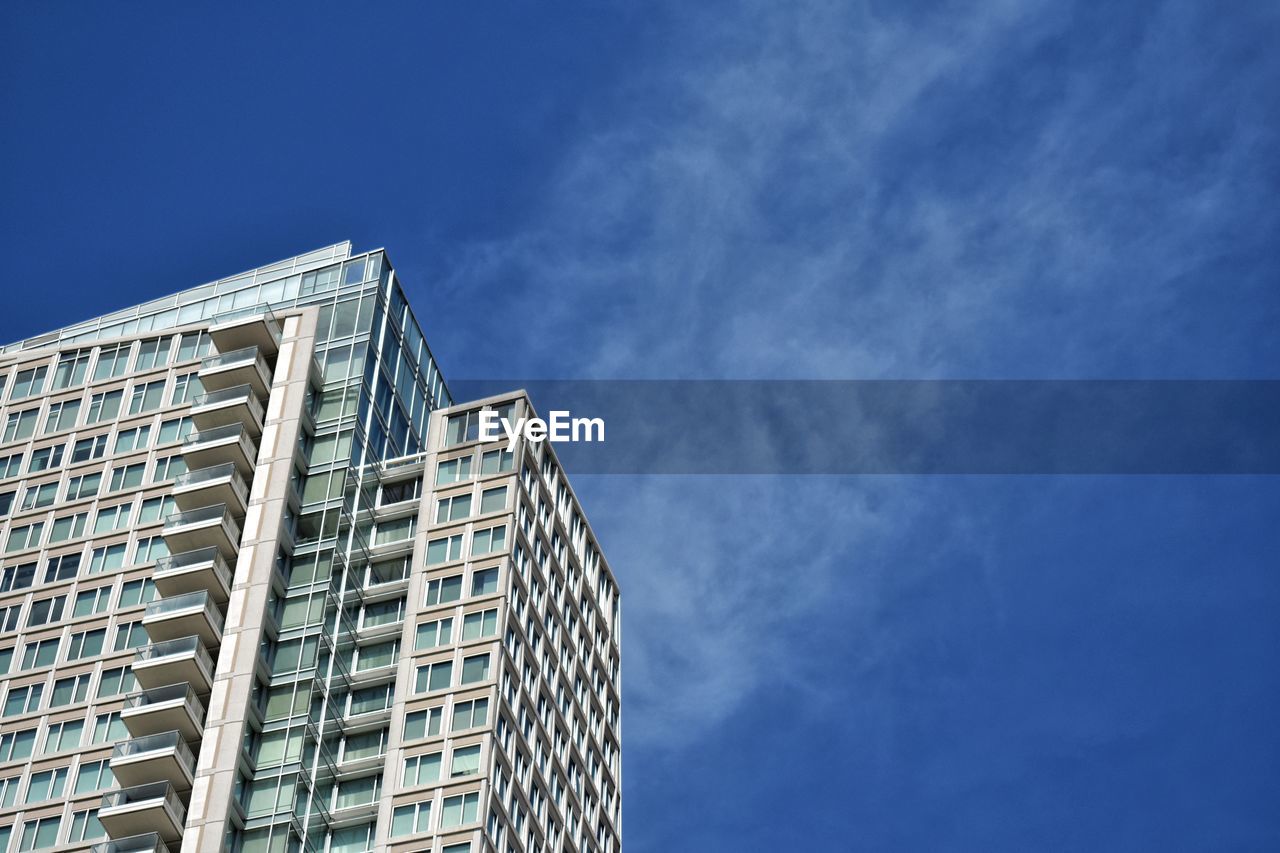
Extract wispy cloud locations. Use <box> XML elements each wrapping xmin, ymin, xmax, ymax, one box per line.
<box><xmin>434</xmin><ymin>0</ymin><xmax>1277</xmax><ymax>381</ymax></box>
<box><xmin>432</xmin><ymin>0</ymin><xmax>1280</xmax><ymax>757</ymax></box>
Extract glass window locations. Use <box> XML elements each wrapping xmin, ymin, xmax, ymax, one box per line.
<box><xmin>480</xmin><ymin>485</ymin><xmax>507</xmax><ymax>514</ymax></box>
<box><xmin>480</xmin><ymin>448</ymin><xmax>514</xmax><ymax>475</ymax></box>
<box><xmin>40</xmin><ymin>718</ymin><xmax>83</xmax><ymax>753</ymax></box>
<box><xmin>426</xmin><ymin>534</ymin><xmax>463</xmax><ymax>565</ymax></box>
<box><xmin>436</xmin><ymin>456</ymin><xmax>473</xmax><ymax>484</ymax></box>
<box><xmin>112</xmin><ymin>622</ymin><xmax>147</xmax><ymax>651</ymax></box>
<box><xmin>5</xmin><ymin>523</ymin><xmax>43</xmax><ymax>554</ymax></box>
<box><xmin>52</xmin><ymin>351</ymin><xmax>91</xmax><ymax>390</ymax></box>
<box><xmin>435</xmin><ymin>493</ymin><xmax>472</xmax><ymax>523</ymax></box>
<box><xmin>3</xmin><ymin>681</ymin><xmax>42</xmax><ymax>712</ymax></box>
<box><xmin>390</xmin><ymin>801</ymin><xmax>432</xmax><ymax>838</ymax></box>
<box><xmin>49</xmin><ymin>674</ymin><xmax>91</xmax><ymax>707</ymax></box>
<box><xmin>97</xmin><ymin>667</ymin><xmax>135</xmax><ymax>698</ymax></box>
<box><xmin>20</xmin><ymin>482</ymin><xmax>58</xmax><ymax>510</ymax></box>
<box><xmin>24</xmin><ymin>768</ymin><xmax>67</xmax><ymax>803</ymax></box>
<box><xmin>67</xmin><ymin>808</ymin><xmax>106</xmax><ymax>843</ymax></box>
<box><xmin>92</xmin><ymin>344</ymin><xmax>131</xmax><ymax>380</ymax></box>
<box><xmin>462</xmin><ymin>609</ymin><xmax>498</xmax><ymax>641</ymax></box>
<box><xmin>43</xmin><ymin>398</ymin><xmax>81</xmax><ymax>433</ymax></box>
<box><xmin>71</xmin><ymin>434</ymin><xmax>109</xmax><ymax>462</ymax></box>
<box><xmin>18</xmin><ymin>815</ymin><xmax>60</xmax><ymax>850</ymax></box>
<box><xmin>440</xmin><ymin>792</ymin><xmax>480</xmax><ymax>828</ymax></box>
<box><xmin>42</xmin><ymin>553</ymin><xmax>80</xmax><ymax>582</ymax></box>
<box><xmin>374</xmin><ymin>516</ymin><xmax>416</xmax><ymax>546</ymax></box>
<box><xmin>135</xmin><ymin>337</ymin><xmax>173</xmax><ymax>371</ymax></box>
<box><xmin>94</xmin><ymin>503</ymin><xmax>134</xmax><ymax>534</ymax></box>
<box><xmin>414</xmin><ymin>660</ymin><xmax>452</xmax><ymax>693</ymax></box>
<box><xmin>119</xmin><ymin>579</ymin><xmax>157</xmax><ymax>608</ymax></box>
<box><xmin>2</xmin><ymin>409</ymin><xmax>39</xmax><ymax>443</ymax></box>
<box><xmin>0</xmin><ymin>728</ymin><xmax>36</xmax><ymax>761</ymax></box>
<box><xmin>0</xmin><ymin>562</ymin><xmax>36</xmax><ymax>592</ymax></box>
<box><xmin>108</xmin><ymin>463</ymin><xmax>145</xmax><ymax>492</ymax></box>
<box><xmin>114</xmin><ymin>424</ymin><xmax>152</xmax><ymax>453</ymax></box>
<box><xmin>414</xmin><ymin>617</ymin><xmax>453</xmax><ymax>650</ymax></box>
<box><xmin>170</xmin><ymin>372</ymin><xmax>202</xmax><ymax>405</ymax></box>
<box><xmin>156</xmin><ymin>416</ymin><xmax>192</xmax><ymax>444</ymax></box>
<box><xmin>127</xmin><ymin>380</ymin><xmax>165</xmax><ymax>415</ymax></box>
<box><xmin>88</xmin><ymin>543</ymin><xmax>127</xmax><ymax>574</ymax></box>
<box><xmin>26</xmin><ymin>444</ymin><xmax>65</xmax><ymax>473</ymax></box>
<box><xmin>451</xmin><ymin>698</ymin><xmax>489</xmax><ymax>731</ymax></box>
<box><xmin>402</xmin><ymin>752</ymin><xmax>441</xmax><ymax>787</ymax></box>
<box><xmin>0</xmin><ymin>453</ymin><xmax>23</xmax><ymax>478</ymax></box>
<box><xmin>450</xmin><ymin>744</ymin><xmax>482</xmax><ymax>777</ymax></box>
<box><xmin>460</xmin><ymin>653</ymin><xmax>490</xmax><ymax>685</ymax></box>
<box><xmin>471</xmin><ymin>567</ymin><xmax>499</xmax><ymax>596</ymax></box>
<box><xmin>403</xmin><ymin>707</ymin><xmax>442</xmax><ymax>741</ymax></box>
<box><xmin>66</xmin><ymin>471</ymin><xmax>101</xmax><ymax>500</ymax></box>
<box><xmin>48</xmin><ymin>512</ymin><xmax>87</xmax><ymax>543</ymax></box>
<box><xmin>26</xmin><ymin>595</ymin><xmax>64</xmax><ymax>627</ymax></box>
<box><xmin>66</xmin><ymin>629</ymin><xmax>105</xmax><ymax>661</ymax></box>
<box><xmin>425</xmin><ymin>574</ymin><xmax>462</xmax><ymax>606</ymax></box>
<box><xmin>9</xmin><ymin>366</ymin><xmax>48</xmax><ymax>400</ymax></box>
<box><xmin>19</xmin><ymin>640</ymin><xmax>58</xmax><ymax>671</ymax></box>
<box><xmin>86</xmin><ymin>389</ymin><xmax>123</xmax><ymax>424</ymax></box>
<box><xmin>471</xmin><ymin>526</ymin><xmax>506</xmax><ymax>557</ymax></box>
<box><xmin>73</xmin><ymin>759</ymin><xmax>114</xmax><ymax>794</ymax></box>
<box><xmin>90</xmin><ymin>711</ymin><xmax>127</xmax><ymax>744</ymax></box>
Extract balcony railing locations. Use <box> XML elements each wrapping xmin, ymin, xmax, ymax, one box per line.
<box><xmin>112</xmin><ymin>730</ymin><xmax>194</xmax><ymax>764</ymax></box>
<box><xmin>200</xmin><ymin>345</ymin><xmax>261</xmax><ymax>371</ymax></box>
<box><xmin>89</xmin><ymin>833</ymin><xmax>165</xmax><ymax>853</ymax></box>
<box><xmin>174</xmin><ymin>462</ymin><xmax>247</xmax><ymax>492</ymax></box>
<box><xmin>183</xmin><ymin>422</ymin><xmax>248</xmax><ymax>448</ymax></box>
<box><xmin>124</xmin><ymin>682</ymin><xmax>201</xmax><ymax>710</ymax></box>
<box><xmin>100</xmin><ymin>781</ymin><xmax>186</xmax><ymax>814</ymax></box>
<box><xmin>155</xmin><ymin>546</ymin><xmax>231</xmax><ymax>579</ymax></box>
<box><xmin>164</xmin><ymin>503</ymin><xmax>232</xmax><ymax>530</ymax></box>
<box><xmin>145</xmin><ymin>589</ymin><xmax>214</xmax><ymax>618</ymax></box>
<box><xmin>134</xmin><ymin>635</ymin><xmax>213</xmax><ymax>667</ymax></box>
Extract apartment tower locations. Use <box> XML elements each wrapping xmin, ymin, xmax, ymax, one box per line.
<box><xmin>0</xmin><ymin>243</ymin><xmax>622</xmax><ymax>853</ymax></box>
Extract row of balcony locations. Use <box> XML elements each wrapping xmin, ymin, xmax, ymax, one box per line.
<box><xmin>103</xmin><ymin>314</ymin><xmax>280</xmax><ymax>851</ymax></box>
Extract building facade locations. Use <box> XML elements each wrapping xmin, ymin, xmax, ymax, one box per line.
<box><xmin>0</xmin><ymin>244</ymin><xmax>622</xmax><ymax>853</ymax></box>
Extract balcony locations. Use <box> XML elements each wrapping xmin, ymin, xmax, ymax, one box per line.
<box><xmin>142</xmin><ymin>590</ymin><xmax>223</xmax><ymax>648</ymax></box>
<box><xmin>121</xmin><ymin>682</ymin><xmax>207</xmax><ymax>741</ymax></box>
<box><xmin>109</xmin><ymin>731</ymin><xmax>196</xmax><ymax>790</ymax></box>
<box><xmin>153</xmin><ymin>547</ymin><xmax>233</xmax><ymax>602</ymax></box>
<box><xmin>198</xmin><ymin>345</ymin><xmax>272</xmax><ymax>399</ymax></box>
<box><xmin>181</xmin><ymin>423</ymin><xmax>258</xmax><ymax>477</ymax></box>
<box><xmin>172</xmin><ymin>462</ymin><xmax>248</xmax><ymax>514</ymax></box>
<box><xmin>209</xmin><ymin>307</ymin><xmax>281</xmax><ymax>357</ymax></box>
<box><xmin>189</xmin><ymin>383</ymin><xmax>265</xmax><ymax>435</ymax></box>
<box><xmin>98</xmin><ymin>782</ymin><xmax>187</xmax><ymax>843</ymax></box>
<box><xmin>162</xmin><ymin>503</ymin><xmax>242</xmax><ymax>560</ymax></box>
<box><xmin>132</xmin><ymin>637</ymin><xmax>214</xmax><ymax>693</ymax></box>
<box><xmin>90</xmin><ymin>833</ymin><xmax>166</xmax><ymax>853</ymax></box>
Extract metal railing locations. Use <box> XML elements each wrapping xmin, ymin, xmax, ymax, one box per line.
<box><xmin>163</xmin><ymin>503</ymin><xmax>232</xmax><ymax>530</ymax></box>
<box><xmin>154</xmin><ymin>547</ymin><xmax>232</xmax><ymax>579</ymax></box>
<box><xmin>89</xmin><ymin>832</ymin><xmax>165</xmax><ymax>853</ymax></box>
<box><xmin>112</xmin><ymin>730</ymin><xmax>195</xmax><ymax>765</ymax></box>
<box><xmin>133</xmin><ymin>636</ymin><xmax>213</xmax><ymax>669</ymax></box>
<box><xmin>100</xmin><ymin>781</ymin><xmax>187</xmax><ymax>818</ymax></box>
<box><xmin>144</xmin><ymin>589</ymin><xmax>216</xmax><ymax>618</ymax></box>
<box><xmin>200</xmin><ymin>344</ymin><xmax>263</xmax><ymax>371</ymax></box>
<box><xmin>190</xmin><ymin>383</ymin><xmax>265</xmax><ymax>417</ymax></box>
<box><xmin>173</xmin><ymin>462</ymin><xmax>247</xmax><ymax>492</ymax></box>
<box><xmin>183</xmin><ymin>422</ymin><xmax>248</xmax><ymax>447</ymax></box>
<box><xmin>124</xmin><ymin>682</ymin><xmax>202</xmax><ymax>711</ymax></box>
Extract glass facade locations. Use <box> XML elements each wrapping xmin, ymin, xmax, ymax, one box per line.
<box><xmin>0</xmin><ymin>244</ymin><xmax>620</xmax><ymax>853</ymax></box>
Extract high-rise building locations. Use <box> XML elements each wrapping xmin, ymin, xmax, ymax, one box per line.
<box><xmin>0</xmin><ymin>243</ymin><xmax>622</xmax><ymax>853</ymax></box>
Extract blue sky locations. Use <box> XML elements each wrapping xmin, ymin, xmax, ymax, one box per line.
<box><xmin>3</xmin><ymin>2</ymin><xmax>1279</xmax><ymax>851</ymax></box>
